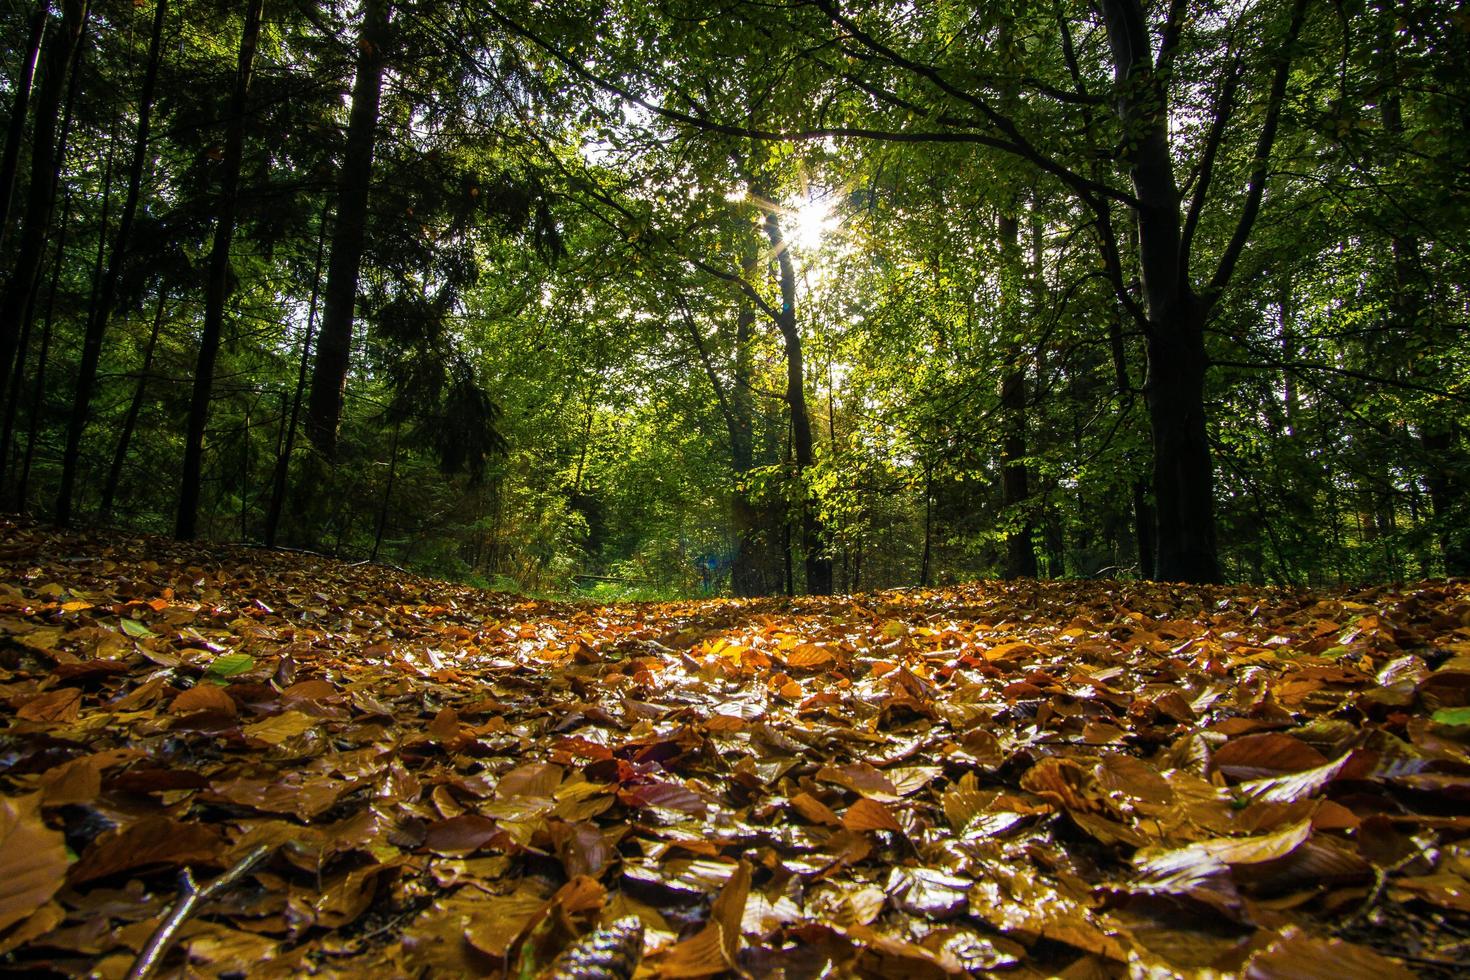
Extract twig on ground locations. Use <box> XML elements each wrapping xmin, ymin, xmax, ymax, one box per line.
<box><xmin>126</xmin><ymin>844</ymin><xmax>274</xmax><ymax>980</ymax></box>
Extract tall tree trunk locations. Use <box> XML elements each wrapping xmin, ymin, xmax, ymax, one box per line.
<box><xmin>1099</xmin><ymin>0</ymin><xmax>1220</xmax><ymax>583</ymax></box>
<box><xmin>762</xmin><ymin>207</ymin><xmax>832</xmax><ymax>594</ymax></box>
<box><xmin>98</xmin><ymin>291</ymin><xmax>166</xmax><ymax>521</ymax></box>
<box><xmin>13</xmin><ymin>190</ymin><xmax>68</xmax><ymax>511</ymax></box>
<box><xmin>264</xmin><ymin>204</ymin><xmax>328</xmax><ymax>547</ymax></box>
<box><xmin>305</xmin><ymin>0</ymin><xmax>389</xmax><ymax>458</ymax></box>
<box><xmin>371</xmin><ymin>419</ymin><xmax>401</xmax><ymax>561</ymax></box>
<box><xmin>0</xmin><ymin>2</ymin><xmax>48</xmax><ymax>254</ymax></box>
<box><xmin>56</xmin><ymin>0</ymin><xmax>166</xmax><ymax>525</ymax></box>
<box><xmin>0</xmin><ymin>0</ymin><xmax>87</xmax><ymax>414</ymax></box>
<box><xmin>1106</xmin><ymin>316</ymin><xmax>1154</xmax><ymax>577</ymax></box>
<box><xmin>729</xmin><ymin>242</ymin><xmax>763</xmax><ymax>595</ymax></box>
<box><xmin>919</xmin><ymin>458</ymin><xmax>933</xmax><ymax>586</ymax></box>
<box><xmin>175</xmin><ymin>0</ymin><xmax>263</xmax><ymax>540</ymax></box>
<box><xmin>998</xmin><ymin>208</ymin><xmax>1037</xmax><ymax>578</ymax></box>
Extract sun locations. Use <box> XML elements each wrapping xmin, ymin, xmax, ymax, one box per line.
<box><xmin>789</xmin><ymin>196</ymin><xmax>837</xmax><ymax>250</ymax></box>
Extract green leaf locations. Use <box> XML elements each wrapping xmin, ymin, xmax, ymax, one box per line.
<box><xmin>120</xmin><ymin>618</ymin><xmax>156</xmax><ymax>639</ymax></box>
<box><xmin>206</xmin><ymin>653</ymin><xmax>256</xmax><ymax>680</ymax></box>
<box><xmin>1432</xmin><ymin>707</ymin><xmax>1470</xmax><ymax>727</ymax></box>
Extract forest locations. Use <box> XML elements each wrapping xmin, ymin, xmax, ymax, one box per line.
<box><xmin>0</xmin><ymin>0</ymin><xmax>1465</xmax><ymax>597</ymax></box>
<box><xmin>3</xmin><ymin>3</ymin><xmax>1470</xmax><ymax>976</ymax></box>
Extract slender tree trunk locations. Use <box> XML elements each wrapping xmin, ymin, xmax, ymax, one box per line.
<box><xmin>305</xmin><ymin>0</ymin><xmax>388</xmax><ymax>458</ymax></box>
<box><xmin>762</xmin><ymin>207</ymin><xmax>832</xmax><ymax>594</ymax></box>
<box><xmin>57</xmin><ymin>0</ymin><xmax>166</xmax><ymax>525</ymax></box>
<box><xmin>13</xmin><ymin>191</ymin><xmax>69</xmax><ymax>511</ymax></box>
<box><xmin>0</xmin><ymin>2</ymin><xmax>48</xmax><ymax>254</ymax></box>
<box><xmin>1279</xmin><ymin>281</ymin><xmax>1298</xmax><ymax>434</ymax></box>
<box><xmin>46</xmin><ymin>126</ymin><xmax>118</xmax><ymax>516</ymax></box>
<box><xmin>0</xmin><ymin>0</ymin><xmax>87</xmax><ymax>415</ymax></box>
<box><xmin>730</xmin><ymin>242</ymin><xmax>762</xmax><ymax>595</ymax></box>
<box><xmin>998</xmin><ymin>208</ymin><xmax>1037</xmax><ymax>579</ymax></box>
<box><xmin>1106</xmin><ymin>316</ymin><xmax>1154</xmax><ymax>577</ymax></box>
<box><xmin>371</xmin><ymin>419</ymin><xmax>401</xmax><ymax>561</ymax></box>
<box><xmin>919</xmin><ymin>458</ymin><xmax>933</xmax><ymax>586</ymax></box>
<box><xmin>97</xmin><ymin>290</ymin><xmax>165</xmax><ymax>521</ymax></box>
<box><xmin>175</xmin><ymin>0</ymin><xmax>263</xmax><ymax>540</ymax></box>
<box><xmin>264</xmin><ymin>205</ymin><xmax>328</xmax><ymax>547</ymax></box>
<box><xmin>1100</xmin><ymin>0</ymin><xmax>1220</xmax><ymax>583</ymax></box>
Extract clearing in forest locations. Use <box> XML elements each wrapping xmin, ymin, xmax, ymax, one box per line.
<box><xmin>1</xmin><ymin>518</ymin><xmax>1467</xmax><ymax>977</ymax></box>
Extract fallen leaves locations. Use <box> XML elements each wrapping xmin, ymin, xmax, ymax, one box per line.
<box><xmin>1</xmin><ymin>517</ymin><xmax>1467</xmax><ymax>975</ymax></box>
<box><xmin>0</xmin><ymin>795</ymin><xmax>69</xmax><ymax>933</ymax></box>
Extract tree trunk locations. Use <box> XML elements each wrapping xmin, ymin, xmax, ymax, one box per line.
<box><xmin>1100</xmin><ymin>0</ymin><xmax>1221</xmax><ymax>583</ymax></box>
<box><xmin>762</xmin><ymin>207</ymin><xmax>832</xmax><ymax>594</ymax></box>
<box><xmin>0</xmin><ymin>2</ymin><xmax>47</xmax><ymax>254</ymax></box>
<box><xmin>175</xmin><ymin>0</ymin><xmax>263</xmax><ymax>540</ymax></box>
<box><xmin>997</xmin><ymin>208</ymin><xmax>1037</xmax><ymax>579</ymax></box>
<box><xmin>97</xmin><ymin>290</ymin><xmax>166</xmax><ymax>521</ymax></box>
<box><xmin>12</xmin><ymin>190</ymin><xmax>68</xmax><ymax>511</ymax></box>
<box><xmin>371</xmin><ymin>419</ymin><xmax>401</xmax><ymax>561</ymax></box>
<box><xmin>305</xmin><ymin>0</ymin><xmax>389</xmax><ymax>458</ymax></box>
<box><xmin>919</xmin><ymin>458</ymin><xmax>933</xmax><ymax>586</ymax></box>
<box><xmin>57</xmin><ymin>0</ymin><xmax>167</xmax><ymax>525</ymax></box>
<box><xmin>264</xmin><ymin>204</ymin><xmax>328</xmax><ymax>547</ymax></box>
<box><xmin>1106</xmin><ymin>316</ymin><xmax>1154</xmax><ymax>577</ymax></box>
<box><xmin>0</xmin><ymin>0</ymin><xmax>87</xmax><ymax>414</ymax></box>
<box><xmin>729</xmin><ymin>242</ymin><xmax>763</xmax><ymax>596</ymax></box>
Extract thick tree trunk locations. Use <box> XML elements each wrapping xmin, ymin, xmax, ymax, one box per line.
<box><xmin>0</xmin><ymin>0</ymin><xmax>87</xmax><ymax>414</ymax></box>
<box><xmin>763</xmin><ymin>207</ymin><xmax>832</xmax><ymax>594</ymax></box>
<box><xmin>175</xmin><ymin>0</ymin><xmax>263</xmax><ymax>540</ymax></box>
<box><xmin>57</xmin><ymin>0</ymin><xmax>166</xmax><ymax>525</ymax></box>
<box><xmin>264</xmin><ymin>206</ymin><xmax>328</xmax><ymax>548</ymax></box>
<box><xmin>305</xmin><ymin>0</ymin><xmax>389</xmax><ymax>458</ymax></box>
<box><xmin>0</xmin><ymin>2</ymin><xmax>47</xmax><ymax>254</ymax></box>
<box><xmin>98</xmin><ymin>291</ymin><xmax>166</xmax><ymax>521</ymax></box>
<box><xmin>1100</xmin><ymin>0</ymin><xmax>1221</xmax><ymax>583</ymax></box>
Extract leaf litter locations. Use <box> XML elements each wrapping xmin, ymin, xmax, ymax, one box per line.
<box><xmin>1</xmin><ymin>518</ymin><xmax>1468</xmax><ymax>976</ymax></box>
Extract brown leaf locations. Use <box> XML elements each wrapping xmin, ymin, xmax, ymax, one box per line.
<box><xmin>1242</xmin><ymin>926</ymin><xmax>1415</xmax><ymax>979</ymax></box>
<box><xmin>169</xmin><ymin>682</ymin><xmax>238</xmax><ymax>717</ymax></box>
<box><xmin>241</xmin><ymin>710</ymin><xmax>316</xmax><ymax>744</ymax></box>
<box><xmin>789</xmin><ymin>792</ymin><xmax>842</xmax><ymax>826</ymax></box>
<box><xmin>38</xmin><ymin>755</ymin><xmax>102</xmax><ymax>807</ymax></box>
<box><xmin>1213</xmin><ymin>734</ymin><xmax>1328</xmax><ymax>779</ymax></box>
<box><xmin>653</xmin><ymin>861</ymin><xmax>750</xmax><ymax>977</ymax></box>
<box><xmin>496</xmin><ymin>762</ymin><xmax>563</xmax><ymax>798</ymax></box>
<box><xmin>843</xmin><ymin>798</ymin><xmax>903</xmax><ymax>834</ymax></box>
<box><xmin>0</xmin><ymin>795</ymin><xmax>70</xmax><ymax>932</ymax></box>
<box><xmin>16</xmin><ymin>687</ymin><xmax>81</xmax><ymax>723</ymax></box>
<box><xmin>68</xmin><ymin>816</ymin><xmax>222</xmax><ymax>885</ymax></box>
<box><xmin>815</xmin><ymin>763</ymin><xmax>899</xmax><ymax>801</ymax></box>
<box><xmin>423</xmin><ymin>814</ymin><xmax>499</xmax><ymax>855</ymax></box>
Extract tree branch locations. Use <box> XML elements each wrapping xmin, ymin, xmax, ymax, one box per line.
<box><xmin>1205</xmin><ymin>0</ymin><xmax>1309</xmax><ymax>302</ymax></box>
<box><xmin>1179</xmin><ymin>51</ymin><xmax>1243</xmax><ymax>272</ymax></box>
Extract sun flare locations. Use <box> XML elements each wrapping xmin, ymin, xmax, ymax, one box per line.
<box><xmin>789</xmin><ymin>197</ymin><xmax>837</xmax><ymax>250</ymax></box>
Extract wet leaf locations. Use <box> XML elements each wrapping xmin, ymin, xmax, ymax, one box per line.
<box><xmin>0</xmin><ymin>795</ymin><xmax>70</xmax><ymax>932</ymax></box>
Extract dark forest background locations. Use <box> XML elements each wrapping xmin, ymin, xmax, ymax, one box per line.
<box><xmin>0</xmin><ymin>0</ymin><xmax>1465</xmax><ymax>596</ymax></box>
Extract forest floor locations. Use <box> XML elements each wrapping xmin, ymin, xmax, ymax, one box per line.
<box><xmin>1</xmin><ymin>518</ymin><xmax>1469</xmax><ymax>978</ymax></box>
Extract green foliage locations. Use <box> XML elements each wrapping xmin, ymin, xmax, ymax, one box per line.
<box><xmin>1</xmin><ymin>0</ymin><xmax>1465</xmax><ymax>593</ymax></box>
